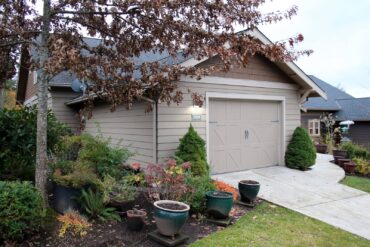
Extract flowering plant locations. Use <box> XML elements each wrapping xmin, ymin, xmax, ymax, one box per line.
<box><xmin>145</xmin><ymin>159</ymin><xmax>191</xmax><ymax>201</ymax></box>
<box><xmin>213</xmin><ymin>180</ymin><xmax>238</xmax><ymax>201</ymax></box>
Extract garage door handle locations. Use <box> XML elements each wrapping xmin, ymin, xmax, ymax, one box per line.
<box><xmin>245</xmin><ymin>130</ymin><xmax>249</xmax><ymax>140</ymax></box>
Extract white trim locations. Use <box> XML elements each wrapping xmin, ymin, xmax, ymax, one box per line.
<box><xmin>180</xmin><ymin>76</ymin><xmax>298</xmax><ymax>90</ymax></box>
<box><xmin>24</xmin><ymin>95</ymin><xmax>38</xmax><ymax>106</ymax></box>
<box><xmin>206</xmin><ymin>92</ymin><xmax>286</xmax><ymax>168</ymax></box>
<box><xmin>33</xmin><ymin>71</ymin><xmax>38</xmax><ymax>85</ymax></box>
<box><xmin>308</xmin><ymin>119</ymin><xmax>321</xmax><ymax>137</ymax></box>
<box><xmin>179</xmin><ymin>28</ymin><xmax>327</xmax><ymax>100</ymax></box>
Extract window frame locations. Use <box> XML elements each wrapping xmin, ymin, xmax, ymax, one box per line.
<box><xmin>308</xmin><ymin>119</ymin><xmax>321</xmax><ymax>136</ymax></box>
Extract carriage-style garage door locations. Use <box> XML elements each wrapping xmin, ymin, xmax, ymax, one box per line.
<box><xmin>209</xmin><ymin>98</ymin><xmax>282</xmax><ymax>174</ymax></box>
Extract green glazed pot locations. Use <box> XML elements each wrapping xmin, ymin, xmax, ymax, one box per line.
<box><xmin>238</xmin><ymin>180</ymin><xmax>260</xmax><ymax>203</ymax></box>
<box><xmin>206</xmin><ymin>190</ymin><xmax>233</xmax><ymax>219</ymax></box>
<box><xmin>153</xmin><ymin>200</ymin><xmax>190</xmax><ymax>237</ymax></box>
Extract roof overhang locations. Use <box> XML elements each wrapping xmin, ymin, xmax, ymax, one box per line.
<box><xmin>180</xmin><ymin>28</ymin><xmax>327</xmax><ymax>100</ymax></box>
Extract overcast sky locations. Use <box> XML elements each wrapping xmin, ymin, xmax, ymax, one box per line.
<box><xmin>257</xmin><ymin>0</ymin><xmax>370</xmax><ymax>98</ymax></box>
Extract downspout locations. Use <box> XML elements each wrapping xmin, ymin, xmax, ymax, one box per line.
<box><xmin>140</xmin><ymin>96</ymin><xmax>158</xmax><ymax>163</ymax></box>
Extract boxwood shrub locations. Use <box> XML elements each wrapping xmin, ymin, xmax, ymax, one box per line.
<box><xmin>285</xmin><ymin>127</ymin><xmax>316</xmax><ymax>170</ymax></box>
<box><xmin>0</xmin><ymin>181</ymin><xmax>45</xmax><ymax>242</ymax></box>
<box><xmin>340</xmin><ymin>142</ymin><xmax>370</xmax><ymax>160</ymax></box>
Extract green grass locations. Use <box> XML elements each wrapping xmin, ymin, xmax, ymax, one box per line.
<box><xmin>341</xmin><ymin>176</ymin><xmax>370</xmax><ymax>193</ymax></box>
<box><xmin>191</xmin><ymin>202</ymin><xmax>370</xmax><ymax>247</ymax></box>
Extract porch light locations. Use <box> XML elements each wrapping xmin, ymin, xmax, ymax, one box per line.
<box><xmin>191</xmin><ymin>105</ymin><xmax>202</xmax><ymax>121</ymax></box>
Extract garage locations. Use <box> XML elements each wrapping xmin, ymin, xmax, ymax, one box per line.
<box><xmin>208</xmin><ymin>96</ymin><xmax>283</xmax><ymax>174</ymax></box>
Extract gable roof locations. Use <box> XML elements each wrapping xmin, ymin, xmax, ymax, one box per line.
<box><xmin>335</xmin><ymin>98</ymin><xmax>370</xmax><ymax>121</ymax></box>
<box><xmin>304</xmin><ymin>76</ymin><xmax>370</xmax><ymax>121</ymax></box>
<box><xmin>17</xmin><ymin>28</ymin><xmax>327</xmax><ymax>104</ymax></box>
<box><xmin>304</xmin><ymin>75</ymin><xmax>354</xmax><ymax>110</ymax></box>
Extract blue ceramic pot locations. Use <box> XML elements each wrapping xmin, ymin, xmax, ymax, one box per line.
<box><xmin>154</xmin><ymin>200</ymin><xmax>190</xmax><ymax>237</ymax></box>
<box><xmin>206</xmin><ymin>190</ymin><xmax>233</xmax><ymax>219</ymax></box>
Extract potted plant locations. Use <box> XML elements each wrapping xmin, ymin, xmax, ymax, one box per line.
<box><xmin>101</xmin><ymin>175</ymin><xmax>137</xmax><ymax>214</ymax></box>
<box><xmin>315</xmin><ymin>143</ymin><xmax>328</xmax><ymax>154</ymax></box>
<box><xmin>343</xmin><ymin>161</ymin><xmax>356</xmax><ymax>174</ymax></box>
<box><xmin>238</xmin><ymin>180</ymin><xmax>260</xmax><ymax>203</ymax></box>
<box><xmin>144</xmin><ymin>160</ymin><xmax>192</xmax><ymax>237</ymax></box>
<box><xmin>153</xmin><ymin>200</ymin><xmax>190</xmax><ymax>237</ymax></box>
<box><xmin>338</xmin><ymin>158</ymin><xmax>351</xmax><ymax>168</ymax></box>
<box><xmin>127</xmin><ymin>209</ymin><xmax>147</xmax><ymax>231</ymax></box>
<box><xmin>52</xmin><ymin>161</ymin><xmax>99</xmax><ymax>213</ymax></box>
<box><xmin>205</xmin><ymin>190</ymin><xmax>233</xmax><ymax>219</ymax></box>
<box><xmin>333</xmin><ymin>149</ymin><xmax>348</xmax><ymax>158</ymax></box>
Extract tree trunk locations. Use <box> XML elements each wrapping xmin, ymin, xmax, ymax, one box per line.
<box><xmin>0</xmin><ymin>86</ymin><xmax>4</xmax><ymax>109</ymax></box>
<box><xmin>35</xmin><ymin>0</ymin><xmax>51</xmax><ymax>205</ymax></box>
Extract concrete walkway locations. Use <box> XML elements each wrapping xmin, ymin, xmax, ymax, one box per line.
<box><xmin>213</xmin><ymin>154</ymin><xmax>370</xmax><ymax>240</ymax></box>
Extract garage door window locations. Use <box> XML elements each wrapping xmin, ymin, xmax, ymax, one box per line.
<box><xmin>308</xmin><ymin>119</ymin><xmax>320</xmax><ymax>136</ymax></box>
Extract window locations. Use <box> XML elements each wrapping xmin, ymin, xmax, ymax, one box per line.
<box><xmin>308</xmin><ymin>119</ymin><xmax>320</xmax><ymax>136</ymax></box>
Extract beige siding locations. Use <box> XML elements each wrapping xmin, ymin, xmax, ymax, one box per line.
<box><xmin>50</xmin><ymin>89</ymin><xmax>81</xmax><ymax>132</ymax></box>
<box><xmin>84</xmin><ymin>102</ymin><xmax>154</xmax><ymax>164</ymax></box>
<box><xmin>157</xmin><ymin>81</ymin><xmax>301</xmax><ymax>162</ymax></box>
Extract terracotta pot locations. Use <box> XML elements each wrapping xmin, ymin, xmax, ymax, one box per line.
<box><xmin>153</xmin><ymin>200</ymin><xmax>190</xmax><ymax>237</ymax></box>
<box><xmin>315</xmin><ymin>144</ymin><xmax>328</xmax><ymax>154</ymax></box>
<box><xmin>343</xmin><ymin>161</ymin><xmax>356</xmax><ymax>174</ymax></box>
<box><xmin>338</xmin><ymin>158</ymin><xmax>351</xmax><ymax>168</ymax></box>
<box><xmin>126</xmin><ymin>209</ymin><xmax>147</xmax><ymax>231</ymax></box>
<box><xmin>238</xmin><ymin>180</ymin><xmax>260</xmax><ymax>203</ymax></box>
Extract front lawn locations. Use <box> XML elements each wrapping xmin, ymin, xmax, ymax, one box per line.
<box><xmin>341</xmin><ymin>176</ymin><xmax>370</xmax><ymax>193</ymax></box>
<box><xmin>191</xmin><ymin>202</ymin><xmax>370</xmax><ymax>247</ymax></box>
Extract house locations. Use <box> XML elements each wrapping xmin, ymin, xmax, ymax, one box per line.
<box><xmin>16</xmin><ymin>29</ymin><xmax>326</xmax><ymax>174</ymax></box>
<box><xmin>302</xmin><ymin>75</ymin><xmax>370</xmax><ymax>146</ymax></box>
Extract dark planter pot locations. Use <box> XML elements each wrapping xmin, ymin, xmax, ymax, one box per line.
<box><xmin>153</xmin><ymin>200</ymin><xmax>190</xmax><ymax>237</ymax></box>
<box><xmin>338</xmin><ymin>158</ymin><xmax>351</xmax><ymax>168</ymax></box>
<box><xmin>53</xmin><ymin>184</ymin><xmax>81</xmax><ymax>214</ymax></box>
<box><xmin>238</xmin><ymin>180</ymin><xmax>260</xmax><ymax>203</ymax></box>
<box><xmin>206</xmin><ymin>191</ymin><xmax>233</xmax><ymax>219</ymax></box>
<box><xmin>343</xmin><ymin>161</ymin><xmax>356</xmax><ymax>174</ymax></box>
<box><xmin>315</xmin><ymin>144</ymin><xmax>328</xmax><ymax>154</ymax></box>
<box><xmin>334</xmin><ymin>156</ymin><xmax>344</xmax><ymax>165</ymax></box>
<box><xmin>126</xmin><ymin>209</ymin><xmax>147</xmax><ymax>231</ymax></box>
<box><xmin>333</xmin><ymin>150</ymin><xmax>348</xmax><ymax>158</ymax></box>
<box><xmin>108</xmin><ymin>199</ymin><xmax>135</xmax><ymax>215</ymax></box>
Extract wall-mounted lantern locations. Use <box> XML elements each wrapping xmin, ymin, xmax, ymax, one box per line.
<box><xmin>191</xmin><ymin>105</ymin><xmax>202</xmax><ymax>121</ymax></box>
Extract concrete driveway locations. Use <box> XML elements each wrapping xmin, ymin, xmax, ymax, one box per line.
<box><xmin>212</xmin><ymin>154</ymin><xmax>370</xmax><ymax>240</ymax></box>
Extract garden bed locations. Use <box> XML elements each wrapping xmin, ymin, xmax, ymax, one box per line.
<box><xmin>19</xmin><ymin>193</ymin><xmax>259</xmax><ymax>247</ymax></box>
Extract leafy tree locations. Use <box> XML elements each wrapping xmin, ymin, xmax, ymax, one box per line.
<box><xmin>0</xmin><ymin>0</ymin><xmax>312</xmax><ymax>202</ymax></box>
<box><xmin>175</xmin><ymin>124</ymin><xmax>209</xmax><ymax>176</ymax></box>
<box><xmin>285</xmin><ymin>127</ymin><xmax>316</xmax><ymax>170</ymax></box>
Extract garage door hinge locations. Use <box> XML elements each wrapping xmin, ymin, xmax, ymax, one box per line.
<box><xmin>209</xmin><ymin>121</ymin><xmax>218</xmax><ymax>124</ymax></box>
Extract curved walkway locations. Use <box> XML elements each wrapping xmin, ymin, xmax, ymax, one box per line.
<box><xmin>213</xmin><ymin>154</ymin><xmax>370</xmax><ymax>240</ymax></box>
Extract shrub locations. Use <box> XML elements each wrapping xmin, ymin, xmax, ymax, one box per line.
<box><xmin>0</xmin><ymin>181</ymin><xmax>45</xmax><ymax>242</ymax></box>
<box><xmin>340</xmin><ymin>142</ymin><xmax>370</xmax><ymax>160</ymax></box>
<box><xmin>0</xmin><ymin>107</ymin><xmax>70</xmax><ymax>181</ymax></box>
<box><xmin>182</xmin><ymin>175</ymin><xmax>216</xmax><ymax>214</ymax></box>
<box><xmin>100</xmin><ymin>175</ymin><xmax>137</xmax><ymax>204</ymax></box>
<box><xmin>175</xmin><ymin>124</ymin><xmax>209</xmax><ymax>176</ymax></box>
<box><xmin>285</xmin><ymin>127</ymin><xmax>316</xmax><ymax>170</ymax></box>
<box><xmin>145</xmin><ymin>159</ymin><xmax>191</xmax><ymax>201</ymax></box>
<box><xmin>353</xmin><ymin>157</ymin><xmax>370</xmax><ymax>176</ymax></box>
<box><xmin>214</xmin><ymin>180</ymin><xmax>238</xmax><ymax>201</ymax></box>
<box><xmin>57</xmin><ymin>210</ymin><xmax>91</xmax><ymax>238</ymax></box>
<box><xmin>54</xmin><ymin>134</ymin><xmax>131</xmax><ymax>179</ymax></box>
<box><xmin>79</xmin><ymin>188</ymin><xmax>121</xmax><ymax>222</ymax></box>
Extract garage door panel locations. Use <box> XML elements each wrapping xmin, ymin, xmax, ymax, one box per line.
<box><xmin>210</xmin><ymin>98</ymin><xmax>281</xmax><ymax>174</ymax></box>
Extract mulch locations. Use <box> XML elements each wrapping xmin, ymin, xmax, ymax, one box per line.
<box><xmin>14</xmin><ymin>194</ymin><xmax>260</xmax><ymax>247</ymax></box>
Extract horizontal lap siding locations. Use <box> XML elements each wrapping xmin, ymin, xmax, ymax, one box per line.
<box><xmin>50</xmin><ymin>90</ymin><xmax>80</xmax><ymax>132</ymax></box>
<box><xmin>84</xmin><ymin>102</ymin><xmax>154</xmax><ymax>164</ymax></box>
<box><xmin>157</xmin><ymin>81</ymin><xmax>300</xmax><ymax>161</ymax></box>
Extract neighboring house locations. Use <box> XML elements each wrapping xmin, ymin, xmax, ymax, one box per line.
<box><xmin>302</xmin><ymin>75</ymin><xmax>370</xmax><ymax>146</ymax></box>
<box><xmin>16</xmin><ymin>29</ymin><xmax>326</xmax><ymax>174</ymax></box>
